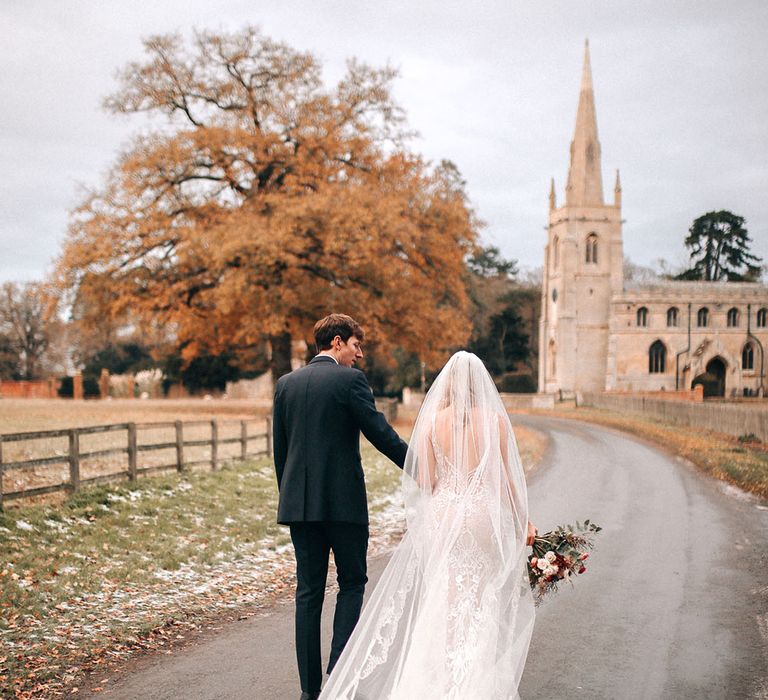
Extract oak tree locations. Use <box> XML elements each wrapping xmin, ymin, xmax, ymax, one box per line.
<box><xmin>55</xmin><ymin>28</ymin><xmax>478</xmax><ymax>378</ymax></box>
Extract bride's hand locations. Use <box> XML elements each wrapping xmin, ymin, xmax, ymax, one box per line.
<box><xmin>526</xmin><ymin>520</ymin><xmax>537</xmax><ymax>546</ymax></box>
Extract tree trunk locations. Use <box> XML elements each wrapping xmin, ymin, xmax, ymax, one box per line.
<box><xmin>270</xmin><ymin>332</ymin><xmax>293</xmax><ymax>381</ymax></box>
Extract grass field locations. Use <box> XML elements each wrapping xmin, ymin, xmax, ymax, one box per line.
<box><xmin>0</xmin><ymin>446</ymin><xmax>402</xmax><ymax>699</ymax></box>
<box><xmin>0</xmin><ymin>399</ymin><xmax>272</xmax><ymax>507</ymax></box>
<box><xmin>0</xmin><ymin>398</ymin><xmax>271</xmax><ymax>434</ymax></box>
<box><xmin>0</xmin><ymin>398</ymin><xmax>548</xmax><ymax>699</ymax></box>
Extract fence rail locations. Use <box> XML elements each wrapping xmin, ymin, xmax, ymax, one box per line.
<box><xmin>0</xmin><ymin>417</ymin><xmax>272</xmax><ymax>509</ymax></box>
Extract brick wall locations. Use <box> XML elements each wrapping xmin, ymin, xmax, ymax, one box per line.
<box><xmin>0</xmin><ymin>378</ymin><xmax>61</xmax><ymax>399</ymax></box>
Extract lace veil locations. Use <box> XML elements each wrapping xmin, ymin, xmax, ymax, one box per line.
<box><xmin>321</xmin><ymin>351</ymin><xmax>534</xmax><ymax>699</ymax></box>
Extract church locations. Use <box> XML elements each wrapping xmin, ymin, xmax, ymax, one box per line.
<box><xmin>538</xmin><ymin>42</ymin><xmax>767</xmax><ymax>398</ymax></box>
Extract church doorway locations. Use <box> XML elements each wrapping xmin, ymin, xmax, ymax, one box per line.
<box><xmin>692</xmin><ymin>357</ymin><xmax>727</xmax><ymax>397</ymax></box>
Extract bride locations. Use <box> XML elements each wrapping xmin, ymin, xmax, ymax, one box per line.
<box><xmin>320</xmin><ymin>351</ymin><xmax>536</xmax><ymax>699</ymax></box>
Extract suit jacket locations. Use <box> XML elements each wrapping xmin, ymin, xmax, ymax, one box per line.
<box><xmin>273</xmin><ymin>355</ymin><xmax>408</xmax><ymax>525</ymax></box>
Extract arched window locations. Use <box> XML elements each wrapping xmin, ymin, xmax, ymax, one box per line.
<box><xmin>757</xmin><ymin>308</ymin><xmax>767</xmax><ymax>328</ymax></box>
<box><xmin>649</xmin><ymin>340</ymin><xmax>666</xmax><ymax>373</ymax></box>
<box><xmin>667</xmin><ymin>307</ymin><xmax>679</xmax><ymax>327</ymax></box>
<box><xmin>552</xmin><ymin>236</ymin><xmax>559</xmax><ymax>269</ymax></box>
<box><xmin>636</xmin><ymin>307</ymin><xmax>648</xmax><ymax>327</ymax></box>
<box><xmin>742</xmin><ymin>343</ymin><xmax>755</xmax><ymax>370</ymax></box>
<box><xmin>697</xmin><ymin>307</ymin><xmax>709</xmax><ymax>327</ymax></box>
<box><xmin>727</xmin><ymin>308</ymin><xmax>739</xmax><ymax>327</ymax></box>
<box><xmin>585</xmin><ymin>233</ymin><xmax>598</xmax><ymax>264</ymax></box>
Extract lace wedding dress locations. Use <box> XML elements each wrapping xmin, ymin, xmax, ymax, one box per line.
<box><xmin>320</xmin><ymin>352</ymin><xmax>534</xmax><ymax>700</ymax></box>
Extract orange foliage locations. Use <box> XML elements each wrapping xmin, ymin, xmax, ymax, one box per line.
<box><xmin>55</xmin><ymin>28</ymin><xmax>479</xmax><ymax>371</ymax></box>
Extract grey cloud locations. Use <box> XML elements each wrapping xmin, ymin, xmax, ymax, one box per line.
<box><xmin>1</xmin><ymin>0</ymin><xmax>766</xmax><ymax>283</ymax></box>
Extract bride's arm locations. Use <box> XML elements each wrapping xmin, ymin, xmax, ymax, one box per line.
<box><xmin>416</xmin><ymin>428</ymin><xmax>437</xmax><ymax>491</ymax></box>
<box><xmin>498</xmin><ymin>412</ymin><xmax>536</xmax><ymax>545</ymax></box>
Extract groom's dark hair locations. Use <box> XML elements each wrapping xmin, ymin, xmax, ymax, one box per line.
<box><xmin>314</xmin><ymin>314</ymin><xmax>365</xmax><ymax>351</ymax></box>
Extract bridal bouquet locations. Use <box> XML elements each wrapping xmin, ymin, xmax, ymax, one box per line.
<box><xmin>528</xmin><ymin>520</ymin><xmax>601</xmax><ymax>606</ymax></box>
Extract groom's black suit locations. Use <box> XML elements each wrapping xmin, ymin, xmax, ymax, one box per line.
<box><xmin>273</xmin><ymin>355</ymin><xmax>408</xmax><ymax>694</ymax></box>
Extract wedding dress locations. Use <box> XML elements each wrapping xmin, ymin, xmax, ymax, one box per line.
<box><xmin>320</xmin><ymin>351</ymin><xmax>534</xmax><ymax>700</ymax></box>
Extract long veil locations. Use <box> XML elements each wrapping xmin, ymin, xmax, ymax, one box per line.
<box><xmin>321</xmin><ymin>351</ymin><xmax>534</xmax><ymax>699</ymax></box>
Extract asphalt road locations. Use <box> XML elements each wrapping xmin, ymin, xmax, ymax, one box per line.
<box><xmin>89</xmin><ymin>415</ymin><xmax>768</xmax><ymax>700</ymax></box>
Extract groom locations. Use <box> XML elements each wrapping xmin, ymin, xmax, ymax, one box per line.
<box><xmin>273</xmin><ymin>314</ymin><xmax>409</xmax><ymax>700</ymax></box>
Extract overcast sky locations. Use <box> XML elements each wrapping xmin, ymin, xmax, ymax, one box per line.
<box><xmin>1</xmin><ymin>0</ymin><xmax>767</xmax><ymax>284</ymax></box>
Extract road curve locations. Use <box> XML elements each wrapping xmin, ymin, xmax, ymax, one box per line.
<box><xmin>90</xmin><ymin>415</ymin><xmax>767</xmax><ymax>700</ymax></box>
<box><xmin>517</xmin><ymin>414</ymin><xmax>767</xmax><ymax>700</ymax></box>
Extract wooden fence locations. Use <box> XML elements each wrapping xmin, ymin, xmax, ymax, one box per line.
<box><xmin>0</xmin><ymin>417</ymin><xmax>272</xmax><ymax>509</ymax></box>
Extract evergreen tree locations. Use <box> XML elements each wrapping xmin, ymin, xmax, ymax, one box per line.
<box><xmin>470</xmin><ymin>301</ymin><xmax>529</xmax><ymax>376</ymax></box>
<box><xmin>677</xmin><ymin>211</ymin><xmax>762</xmax><ymax>282</ymax></box>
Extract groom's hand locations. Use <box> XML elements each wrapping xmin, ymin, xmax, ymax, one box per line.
<box><xmin>526</xmin><ymin>520</ymin><xmax>537</xmax><ymax>547</ymax></box>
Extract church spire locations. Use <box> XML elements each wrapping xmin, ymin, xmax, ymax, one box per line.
<box><xmin>549</xmin><ymin>177</ymin><xmax>556</xmax><ymax>210</ymax></box>
<box><xmin>565</xmin><ymin>39</ymin><xmax>604</xmax><ymax>207</ymax></box>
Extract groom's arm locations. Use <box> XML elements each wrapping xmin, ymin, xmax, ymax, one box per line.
<box><xmin>349</xmin><ymin>371</ymin><xmax>408</xmax><ymax>468</ymax></box>
<box><xmin>272</xmin><ymin>382</ymin><xmax>288</xmax><ymax>488</ymax></box>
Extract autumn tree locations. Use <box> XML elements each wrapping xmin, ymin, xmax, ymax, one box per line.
<box><xmin>0</xmin><ymin>282</ymin><xmax>51</xmax><ymax>380</ymax></box>
<box><xmin>55</xmin><ymin>28</ymin><xmax>478</xmax><ymax>379</ymax></box>
<box><xmin>676</xmin><ymin>210</ymin><xmax>762</xmax><ymax>282</ymax></box>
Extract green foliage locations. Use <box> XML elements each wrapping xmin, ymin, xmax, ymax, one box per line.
<box><xmin>162</xmin><ymin>350</ymin><xmax>243</xmax><ymax>394</ymax></box>
<box><xmin>466</xmin><ymin>244</ymin><xmax>518</xmax><ymax>278</ymax></box>
<box><xmin>676</xmin><ymin>210</ymin><xmax>762</xmax><ymax>282</ymax></box>
<box><xmin>84</xmin><ymin>342</ymin><xmax>154</xmax><ymax>376</ymax></box>
<box><xmin>0</xmin><ymin>331</ymin><xmax>18</xmax><ymax>379</ymax></box>
<box><xmin>464</xmin><ymin>249</ymin><xmax>539</xmax><ymax>385</ymax></box>
<box><xmin>496</xmin><ymin>372</ymin><xmax>537</xmax><ymax>393</ymax></box>
<box><xmin>80</xmin><ymin>342</ymin><xmax>156</xmax><ymax>396</ymax></box>
<box><xmin>57</xmin><ymin>375</ymin><xmax>73</xmax><ymax>397</ymax></box>
<box><xmin>363</xmin><ymin>347</ymin><xmax>426</xmax><ymax>397</ymax></box>
<box><xmin>470</xmin><ymin>301</ymin><xmax>530</xmax><ymax>375</ymax></box>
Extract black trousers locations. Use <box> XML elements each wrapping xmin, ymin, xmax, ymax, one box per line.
<box><xmin>289</xmin><ymin>522</ymin><xmax>369</xmax><ymax>694</ymax></box>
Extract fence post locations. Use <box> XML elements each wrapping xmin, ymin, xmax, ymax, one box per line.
<box><xmin>175</xmin><ymin>421</ymin><xmax>184</xmax><ymax>472</ymax></box>
<box><xmin>211</xmin><ymin>419</ymin><xmax>218</xmax><ymax>470</ymax></box>
<box><xmin>265</xmin><ymin>415</ymin><xmax>272</xmax><ymax>458</ymax></box>
<box><xmin>68</xmin><ymin>429</ymin><xmax>80</xmax><ymax>493</ymax></box>
<box><xmin>240</xmin><ymin>420</ymin><xmax>247</xmax><ymax>461</ymax></box>
<box><xmin>0</xmin><ymin>437</ymin><xmax>4</xmax><ymax>511</ymax></box>
<box><xmin>127</xmin><ymin>423</ymin><xmax>137</xmax><ymax>482</ymax></box>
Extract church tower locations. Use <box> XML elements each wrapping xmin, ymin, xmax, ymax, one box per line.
<box><xmin>538</xmin><ymin>41</ymin><xmax>624</xmax><ymax>395</ymax></box>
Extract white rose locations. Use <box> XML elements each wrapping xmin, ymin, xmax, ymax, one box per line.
<box><xmin>545</xmin><ymin>551</ymin><xmax>557</xmax><ymax>563</ymax></box>
<box><xmin>536</xmin><ymin>558</ymin><xmax>548</xmax><ymax>570</ymax></box>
